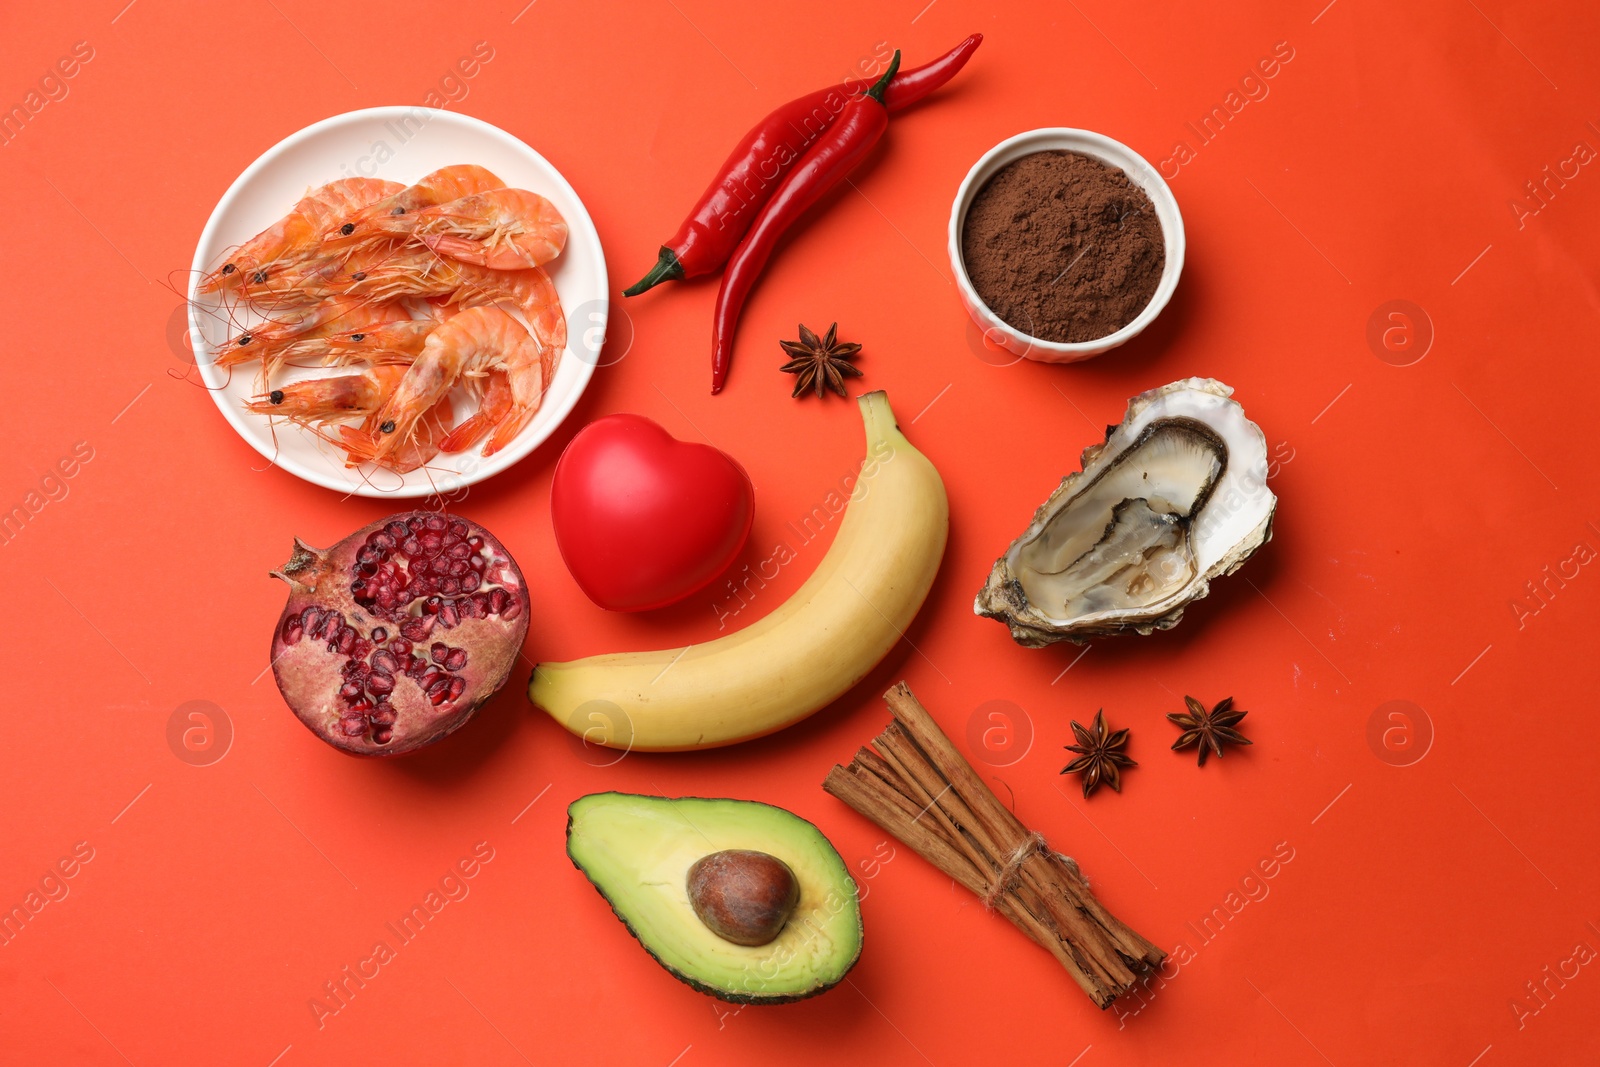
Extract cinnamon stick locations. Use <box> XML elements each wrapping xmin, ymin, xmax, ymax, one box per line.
<box><xmin>823</xmin><ymin>682</ymin><xmax>1165</xmax><ymax>1008</ymax></box>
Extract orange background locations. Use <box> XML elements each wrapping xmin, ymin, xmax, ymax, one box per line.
<box><xmin>3</xmin><ymin>0</ymin><xmax>1598</xmax><ymax>1063</ymax></box>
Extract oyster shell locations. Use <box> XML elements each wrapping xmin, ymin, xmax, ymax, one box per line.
<box><xmin>975</xmin><ymin>378</ymin><xmax>1275</xmax><ymax>646</ymax></box>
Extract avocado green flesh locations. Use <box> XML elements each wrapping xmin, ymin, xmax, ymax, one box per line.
<box><xmin>567</xmin><ymin>793</ymin><xmax>863</xmax><ymax>1003</ymax></box>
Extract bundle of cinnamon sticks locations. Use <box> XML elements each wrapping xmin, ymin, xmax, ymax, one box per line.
<box><xmin>824</xmin><ymin>683</ymin><xmax>1165</xmax><ymax>1008</ymax></box>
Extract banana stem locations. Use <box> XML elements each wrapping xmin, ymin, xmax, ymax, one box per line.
<box><xmin>857</xmin><ymin>390</ymin><xmax>900</xmax><ymax>442</ymax></box>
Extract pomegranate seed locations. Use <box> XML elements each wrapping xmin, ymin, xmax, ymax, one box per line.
<box><xmin>376</xmin><ymin>589</ymin><xmax>398</xmax><ymax>611</ymax></box>
<box><xmin>460</xmin><ymin>573</ymin><xmax>482</xmax><ymax>593</ymax></box>
<box><xmin>446</xmin><ymin>676</ymin><xmax>466</xmax><ymax>701</ymax></box>
<box><xmin>427</xmin><ymin>679</ymin><xmax>451</xmax><ymax>705</ymax></box>
<box><xmin>370</xmin><ymin>650</ymin><xmax>398</xmax><ymax>674</ymax></box>
<box><xmin>372</xmin><ymin>727</ymin><xmax>394</xmax><ymax>745</ymax></box>
<box><xmin>407</xmin><ymin>654</ymin><xmax>428</xmax><ymax>675</ymax></box>
<box><xmin>469</xmin><ymin>554</ymin><xmax>487</xmax><ymax>572</ymax></box>
<box><xmin>367</xmin><ymin>671</ymin><xmax>395</xmax><ymax>695</ymax></box>
<box><xmin>339</xmin><ymin>681</ymin><xmax>363</xmax><ymax>700</ymax></box>
<box><xmin>444</xmin><ymin>648</ymin><xmax>468</xmax><ymax>671</ymax></box>
<box><xmin>357</xmin><ymin>546</ymin><xmax>380</xmax><ymax>566</ymax></box>
<box><xmin>349</xmin><ymin>696</ymin><xmax>375</xmax><ymax>713</ymax></box>
<box><xmin>430</xmin><ymin>557</ymin><xmax>451</xmax><ymax>577</ymax></box>
<box><xmin>316</xmin><ymin>611</ymin><xmax>342</xmax><ymax>640</ymax></box>
<box><xmin>501</xmin><ymin>599</ymin><xmax>522</xmax><ymax>620</ymax></box>
<box><xmin>425</xmin><ymin>515</ymin><xmax>447</xmax><ymax>532</ymax></box>
<box><xmin>402</xmin><ymin>537</ymin><xmax>423</xmax><ymax>556</ymax></box>
<box><xmin>371</xmin><ymin>703</ymin><xmax>398</xmax><ymax>726</ymax></box>
<box><xmin>439</xmin><ymin>602</ymin><xmax>459</xmax><ymax>628</ymax></box>
<box><xmin>370</xmin><ymin>532</ymin><xmax>395</xmax><ymax>551</ymax></box>
<box><xmin>410</xmin><ymin>577</ymin><xmax>435</xmax><ymax>597</ymax></box>
<box><xmin>400</xmin><ymin>616</ymin><xmax>433</xmax><ymax>642</ymax></box>
<box><xmin>350</xmin><ymin>638</ymin><xmax>373</xmax><ymax>661</ymax></box>
<box><xmin>350</xmin><ymin>579</ymin><xmax>368</xmax><ymax>596</ymax></box>
<box><xmin>468</xmin><ymin>536</ymin><xmax>484</xmax><ymax>550</ymax></box>
<box><xmin>419</xmin><ymin>666</ymin><xmax>444</xmax><ymax>690</ymax></box>
<box><xmin>280</xmin><ymin>617</ymin><xmax>303</xmax><ymax>644</ymax></box>
<box><xmin>488</xmin><ymin>589</ymin><xmax>509</xmax><ymax>614</ymax></box>
<box><xmin>472</xmin><ymin>593</ymin><xmax>492</xmax><ymax>616</ymax></box>
<box><xmin>450</xmin><ymin>520</ymin><xmax>469</xmax><ymax>537</ymax></box>
<box><xmin>371</xmin><ymin>627</ymin><xmax>388</xmax><ymax>643</ymax></box>
<box><xmin>407</xmin><ymin>516</ymin><xmax>426</xmax><ymax>532</ymax></box>
<box><xmin>334</xmin><ymin>626</ymin><xmax>357</xmax><ymax>654</ymax></box>
<box><xmin>386</xmin><ymin>520</ymin><xmax>409</xmax><ymax>540</ymax></box>
<box><xmin>430</xmin><ymin>643</ymin><xmax>449</xmax><ymax>665</ymax></box>
<box><xmin>420</xmin><ymin>532</ymin><xmax>443</xmax><ymax>554</ymax></box>
<box><xmin>389</xmin><ymin>638</ymin><xmax>411</xmax><ymax>657</ymax></box>
<box><xmin>340</xmin><ymin>717</ymin><xmax>367</xmax><ymax>737</ymax></box>
<box><xmin>447</xmin><ymin>542</ymin><xmax>471</xmax><ymax>559</ymax></box>
<box><xmin>444</xmin><ymin>559</ymin><xmax>466</xmax><ymax>577</ymax></box>
<box><xmin>301</xmin><ymin>606</ymin><xmax>323</xmax><ymax>633</ymax></box>
<box><xmin>422</xmin><ymin>596</ymin><xmax>442</xmax><ymax>615</ymax></box>
<box><xmin>440</xmin><ymin>578</ymin><xmax>460</xmax><ymax>595</ymax></box>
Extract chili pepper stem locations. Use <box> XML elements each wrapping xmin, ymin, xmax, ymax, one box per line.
<box><xmin>864</xmin><ymin>51</ymin><xmax>902</xmax><ymax>103</ymax></box>
<box><xmin>623</xmin><ymin>248</ymin><xmax>686</xmax><ymax>297</ymax></box>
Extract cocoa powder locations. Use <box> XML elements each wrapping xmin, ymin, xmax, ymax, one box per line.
<box><xmin>961</xmin><ymin>150</ymin><xmax>1165</xmax><ymax>343</ymax></box>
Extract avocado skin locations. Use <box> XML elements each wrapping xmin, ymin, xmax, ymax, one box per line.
<box><xmin>565</xmin><ymin>792</ymin><xmax>863</xmax><ymax>1005</ymax></box>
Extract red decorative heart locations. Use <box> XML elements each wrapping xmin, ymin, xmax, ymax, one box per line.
<box><xmin>551</xmin><ymin>414</ymin><xmax>754</xmax><ymax>612</ymax></box>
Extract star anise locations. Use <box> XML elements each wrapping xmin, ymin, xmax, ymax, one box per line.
<box><xmin>779</xmin><ymin>322</ymin><xmax>862</xmax><ymax>399</ymax></box>
<box><xmin>1061</xmin><ymin>709</ymin><xmax>1136</xmax><ymax>798</ymax></box>
<box><xmin>1168</xmin><ymin>696</ymin><xmax>1252</xmax><ymax>766</ymax></box>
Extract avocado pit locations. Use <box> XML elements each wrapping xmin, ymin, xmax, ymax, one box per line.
<box><xmin>687</xmin><ymin>849</ymin><xmax>800</xmax><ymax>947</ymax></box>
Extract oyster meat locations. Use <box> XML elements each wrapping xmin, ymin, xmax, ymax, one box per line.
<box><xmin>975</xmin><ymin>378</ymin><xmax>1275</xmax><ymax>646</ymax></box>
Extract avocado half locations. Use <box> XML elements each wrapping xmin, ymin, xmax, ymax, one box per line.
<box><xmin>566</xmin><ymin>792</ymin><xmax>863</xmax><ymax>1004</ymax></box>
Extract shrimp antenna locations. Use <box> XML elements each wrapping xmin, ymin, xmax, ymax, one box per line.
<box><xmin>250</xmin><ymin>417</ymin><xmax>285</xmax><ymax>475</ymax></box>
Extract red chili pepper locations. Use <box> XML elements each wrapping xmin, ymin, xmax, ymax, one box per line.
<box><xmin>624</xmin><ymin>36</ymin><xmax>980</xmax><ymax>297</ymax></box>
<box><xmin>709</xmin><ymin>52</ymin><xmax>901</xmax><ymax>394</ymax></box>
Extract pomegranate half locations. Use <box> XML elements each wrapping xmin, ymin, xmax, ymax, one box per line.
<box><xmin>269</xmin><ymin>511</ymin><xmax>529</xmax><ymax>756</ymax></box>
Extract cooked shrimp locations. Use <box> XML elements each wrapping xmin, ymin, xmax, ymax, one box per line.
<box><xmin>364</xmin><ymin>307</ymin><xmax>545</xmax><ymax>465</ymax></box>
<box><xmin>200</xmin><ymin>178</ymin><xmax>402</xmax><ymax>294</ymax></box>
<box><xmin>242</xmin><ymin>237</ymin><xmax>417</xmax><ymax>307</ymax></box>
<box><xmin>212</xmin><ymin>296</ymin><xmax>389</xmax><ymax>370</ymax></box>
<box><xmin>256</xmin><ymin>240</ymin><xmax>462</xmax><ymax>306</ymax></box>
<box><xmin>315</xmin><ymin>317</ymin><xmax>439</xmax><ymax>365</ymax></box>
<box><xmin>451</xmin><ymin>263</ymin><xmax>566</xmax><ymax>360</ymax></box>
<box><xmin>245</xmin><ymin>364</ymin><xmax>408</xmax><ymax>426</ymax></box>
<box><xmin>411</xmin><ymin>188</ymin><xmax>568</xmax><ymax>270</ymax></box>
<box><xmin>323</xmin><ymin>164</ymin><xmax>504</xmax><ymax>249</ymax></box>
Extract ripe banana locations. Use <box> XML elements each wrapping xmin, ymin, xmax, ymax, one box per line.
<box><xmin>530</xmin><ymin>390</ymin><xmax>948</xmax><ymax>751</ymax></box>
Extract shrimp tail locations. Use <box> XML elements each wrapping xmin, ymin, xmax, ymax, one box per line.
<box><xmin>439</xmin><ymin>371</ymin><xmax>511</xmax><ymax>453</ymax></box>
<box><xmin>483</xmin><ymin>358</ymin><xmax>546</xmax><ymax>457</ymax></box>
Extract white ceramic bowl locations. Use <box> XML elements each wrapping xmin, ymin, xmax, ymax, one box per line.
<box><xmin>947</xmin><ymin>128</ymin><xmax>1184</xmax><ymax>363</ymax></box>
<box><xmin>188</xmin><ymin>107</ymin><xmax>607</xmax><ymax>498</ymax></box>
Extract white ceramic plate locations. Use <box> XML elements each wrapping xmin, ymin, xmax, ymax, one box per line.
<box><xmin>188</xmin><ymin>107</ymin><xmax>607</xmax><ymax>497</ymax></box>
